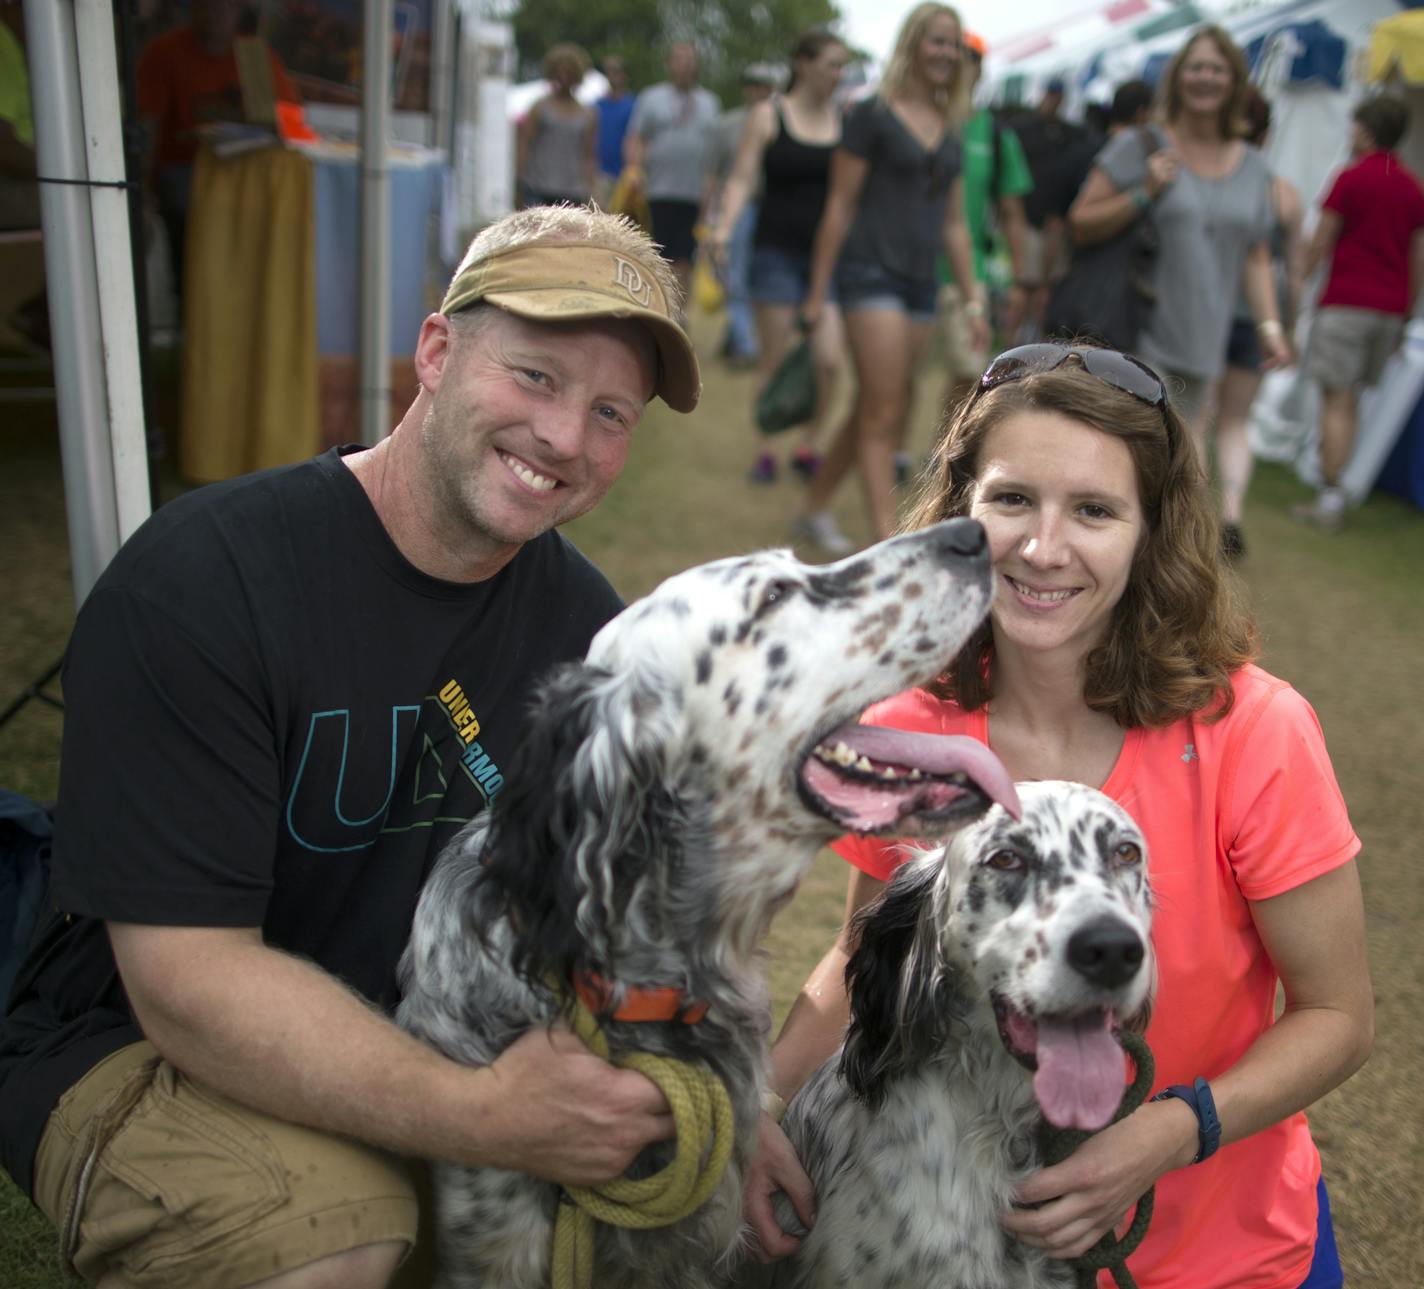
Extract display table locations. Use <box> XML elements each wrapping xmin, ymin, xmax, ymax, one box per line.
<box><xmin>180</xmin><ymin>141</ymin><xmax>448</xmax><ymax>483</ymax></box>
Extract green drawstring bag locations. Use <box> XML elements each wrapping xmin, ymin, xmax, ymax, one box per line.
<box><xmin>755</xmin><ymin>326</ymin><xmax>816</xmax><ymax>435</ymax></box>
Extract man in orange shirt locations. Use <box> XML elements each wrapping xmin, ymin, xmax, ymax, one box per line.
<box><xmin>137</xmin><ymin>0</ymin><xmax>299</xmax><ymax>300</ymax></box>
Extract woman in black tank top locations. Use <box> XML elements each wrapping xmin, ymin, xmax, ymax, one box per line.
<box><xmin>709</xmin><ymin>31</ymin><xmax>851</xmax><ymax>496</ymax></box>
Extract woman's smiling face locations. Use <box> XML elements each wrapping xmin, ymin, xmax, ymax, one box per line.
<box><xmin>968</xmin><ymin>410</ymin><xmax>1146</xmax><ymax>664</ymax></box>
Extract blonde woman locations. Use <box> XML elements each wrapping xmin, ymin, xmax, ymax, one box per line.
<box><xmin>517</xmin><ymin>43</ymin><xmax>596</xmax><ymax>207</ymax></box>
<box><xmin>795</xmin><ymin>3</ymin><xmax>988</xmax><ymax>551</ymax></box>
<box><xmin>709</xmin><ymin>29</ymin><xmax>851</xmax><ymax>486</ymax></box>
<box><xmin>1070</xmin><ymin>27</ymin><xmax>1290</xmax><ymax>516</ymax></box>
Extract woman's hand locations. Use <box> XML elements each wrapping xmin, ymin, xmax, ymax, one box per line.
<box><xmin>741</xmin><ymin>1113</ymin><xmax>817</xmax><ymax>1262</ymax></box>
<box><xmin>1257</xmin><ymin>321</ymin><xmax>1294</xmax><ymax>371</ymax></box>
<box><xmin>1000</xmin><ymin>1098</ymin><xmax>1196</xmax><ymax>1260</ymax></box>
<box><xmin>1143</xmin><ymin>148</ymin><xmax>1179</xmax><ymax>200</ymax></box>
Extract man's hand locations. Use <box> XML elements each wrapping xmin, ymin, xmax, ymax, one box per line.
<box><xmin>474</xmin><ymin>1025</ymin><xmax>675</xmax><ymax>1186</ymax></box>
<box><xmin>741</xmin><ymin>1113</ymin><xmax>816</xmax><ymax>1262</ymax></box>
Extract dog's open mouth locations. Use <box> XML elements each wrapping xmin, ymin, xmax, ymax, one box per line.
<box><xmin>799</xmin><ymin>723</ymin><xmax>1020</xmax><ymax>833</ymax></box>
<box><xmin>993</xmin><ymin>996</ymin><xmax>1126</xmax><ymax>1131</ymax></box>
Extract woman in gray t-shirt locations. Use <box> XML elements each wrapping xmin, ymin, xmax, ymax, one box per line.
<box><xmin>1070</xmin><ymin>27</ymin><xmax>1290</xmax><ymax>509</ymax></box>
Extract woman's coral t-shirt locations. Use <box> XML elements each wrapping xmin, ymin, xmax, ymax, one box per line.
<box><xmin>833</xmin><ymin>664</ymin><xmax>1360</xmax><ymax>1289</ymax></box>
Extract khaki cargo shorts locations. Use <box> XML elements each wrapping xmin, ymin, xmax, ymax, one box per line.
<box><xmin>1307</xmin><ymin>305</ymin><xmax>1405</xmax><ymax>389</ymax></box>
<box><xmin>33</xmin><ymin>1041</ymin><xmax>431</xmax><ymax>1288</ymax></box>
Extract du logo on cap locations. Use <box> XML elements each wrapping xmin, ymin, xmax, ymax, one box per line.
<box><xmin>612</xmin><ymin>256</ymin><xmax>654</xmax><ymax>308</ymax></box>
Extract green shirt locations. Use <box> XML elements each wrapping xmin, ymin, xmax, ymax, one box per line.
<box><xmin>945</xmin><ymin>108</ymin><xmax>1033</xmax><ymax>285</ymax></box>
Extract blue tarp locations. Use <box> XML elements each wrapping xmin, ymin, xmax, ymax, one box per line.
<box><xmin>1244</xmin><ymin>19</ymin><xmax>1347</xmax><ymax>89</ymax></box>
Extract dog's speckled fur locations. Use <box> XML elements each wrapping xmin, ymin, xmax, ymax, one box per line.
<box><xmin>396</xmin><ymin>521</ymin><xmax>997</xmax><ymax>1288</ymax></box>
<box><xmin>762</xmin><ymin>782</ymin><xmax>1154</xmax><ymax>1289</ymax></box>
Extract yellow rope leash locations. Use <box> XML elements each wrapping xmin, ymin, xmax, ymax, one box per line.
<box><xmin>550</xmin><ymin>991</ymin><xmax>735</xmax><ymax>1289</ymax></box>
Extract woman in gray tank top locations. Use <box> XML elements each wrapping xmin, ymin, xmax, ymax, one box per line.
<box><xmin>517</xmin><ymin>43</ymin><xmax>596</xmax><ymax>207</ymax></box>
<box><xmin>1070</xmin><ymin>26</ymin><xmax>1291</xmax><ymax>549</ymax></box>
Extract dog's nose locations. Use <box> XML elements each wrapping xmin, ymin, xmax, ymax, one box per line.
<box><xmin>1067</xmin><ymin>916</ymin><xmax>1145</xmax><ymax>989</ymax></box>
<box><xmin>932</xmin><ymin>517</ymin><xmax>987</xmax><ymax>558</ymax></box>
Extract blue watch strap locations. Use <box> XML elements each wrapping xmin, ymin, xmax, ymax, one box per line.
<box><xmin>1151</xmin><ymin>1077</ymin><xmax>1221</xmax><ymax>1164</ymax></box>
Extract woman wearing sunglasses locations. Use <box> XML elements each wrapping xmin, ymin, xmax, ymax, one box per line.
<box><xmin>745</xmin><ymin>345</ymin><xmax>1371</xmax><ymax>1289</ymax></box>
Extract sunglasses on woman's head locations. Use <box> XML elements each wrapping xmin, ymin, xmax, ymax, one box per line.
<box><xmin>975</xmin><ymin>343</ymin><xmax>1168</xmax><ymax>409</ymax></box>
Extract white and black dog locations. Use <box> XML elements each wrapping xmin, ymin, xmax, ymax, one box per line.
<box><xmin>396</xmin><ymin>520</ymin><xmax>1020</xmax><ymax>1289</ymax></box>
<box><xmin>762</xmin><ymin>781</ymin><xmax>1154</xmax><ymax>1289</ymax></box>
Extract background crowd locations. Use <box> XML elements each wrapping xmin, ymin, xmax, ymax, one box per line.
<box><xmin>1</xmin><ymin>3</ymin><xmax>1418</xmax><ymax>1288</ymax></box>
<box><xmin>509</xmin><ymin>3</ymin><xmax>1423</xmax><ymax>559</ymax></box>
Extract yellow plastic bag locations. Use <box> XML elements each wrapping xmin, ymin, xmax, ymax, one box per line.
<box><xmin>609</xmin><ymin>171</ymin><xmax>651</xmax><ymax>234</ymax></box>
<box><xmin>692</xmin><ymin>255</ymin><xmax>725</xmax><ymax>314</ymax></box>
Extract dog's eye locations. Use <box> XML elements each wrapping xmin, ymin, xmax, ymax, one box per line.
<box><xmin>986</xmin><ymin>850</ymin><xmax>1023</xmax><ymax>871</ymax></box>
<box><xmin>755</xmin><ymin>579</ymin><xmax>795</xmax><ymax>615</ymax></box>
<box><xmin>1114</xmin><ymin>842</ymin><xmax>1142</xmax><ymax>867</ymax></box>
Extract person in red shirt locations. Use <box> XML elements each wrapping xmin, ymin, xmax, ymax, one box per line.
<box><xmin>137</xmin><ymin>0</ymin><xmax>299</xmax><ymax>301</ymax></box>
<box><xmin>742</xmin><ymin>343</ymin><xmax>1373</xmax><ymax>1289</ymax></box>
<box><xmin>1296</xmin><ymin>94</ymin><xmax>1424</xmax><ymax>529</ymax></box>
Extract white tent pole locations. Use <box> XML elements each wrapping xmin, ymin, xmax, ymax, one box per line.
<box><xmin>75</xmin><ymin>0</ymin><xmax>150</xmax><ymax>547</ymax></box>
<box><xmin>23</xmin><ymin>0</ymin><xmax>138</xmax><ymax>607</ymax></box>
<box><xmin>359</xmin><ymin>0</ymin><xmax>394</xmax><ymax>447</ymax></box>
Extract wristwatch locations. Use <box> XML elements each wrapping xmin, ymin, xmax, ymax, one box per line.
<box><xmin>1151</xmin><ymin>1077</ymin><xmax>1221</xmax><ymax>1164</ymax></box>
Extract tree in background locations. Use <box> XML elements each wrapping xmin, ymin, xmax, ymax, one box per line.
<box><xmin>506</xmin><ymin>0</ymin><xmax>842</xmax><ymax>101</ymax></box>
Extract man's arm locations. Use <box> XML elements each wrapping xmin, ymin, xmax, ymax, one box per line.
<box><xmin>1302</xmin><ymin>208</ymin><xmax>1342</xmax><ymax>288</ymax></box>
<box><xmin>108</xmin><ymin>922</ymin><xmax>673</xmax><ymax>1184</ymax></box>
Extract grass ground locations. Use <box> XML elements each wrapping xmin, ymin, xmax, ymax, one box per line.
<box><xmin>2</xmin><ymin>313</ymin><xmax>1422</xmax><ymax>1286</ymax></box>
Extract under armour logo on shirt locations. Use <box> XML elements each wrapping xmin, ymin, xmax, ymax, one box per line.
<box><xmin>1181</xmin><ymin>743</ymin><xmax>1198</xmax><ymax>764</ymax></box>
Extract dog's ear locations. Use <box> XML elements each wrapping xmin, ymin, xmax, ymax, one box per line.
<box><xmin>839</xmin><ymin>854</ymin><xmax>946</xmax><ymax>1108</ymax></box>
<box><xmin>477</xmin><ymin>659</ymin><xmax>684</xmax><ymax>989</ymax></box>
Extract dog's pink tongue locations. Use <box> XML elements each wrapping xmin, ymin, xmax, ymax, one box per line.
<box><xmin>1033</xmin><ymin>1015</ymin><xmax>1125</xmax><ymax>1131</ymax></box>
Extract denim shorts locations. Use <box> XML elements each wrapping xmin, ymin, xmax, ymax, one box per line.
<box><xmin>749</xmin><ymin>243</ymin><xmax>835</xmax><ymax>306</ymax></box>
<box><xmin>835</xmin><ymin>258</ymin><xmax>938</xmax><ymax>323</ymax></box>
<box><xmin>1225</xmin><ymin>317</ymin><xmax>1263</xmax><ymax>373</ymax></box>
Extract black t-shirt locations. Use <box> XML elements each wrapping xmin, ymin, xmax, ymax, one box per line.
<box><xmin>1013</xmin><ymin>111</ymin><xmax>1089</xmax><ymax>229</ymax></box>
<box><xmin>839</xmin><ymin>95</ymin><xmax>962</xmax><ymax>286</ymax></box>
<box><xmin>0</xmin><ymin>447</ymin><xmax>622</xmax><ymax>1194</ymax></box>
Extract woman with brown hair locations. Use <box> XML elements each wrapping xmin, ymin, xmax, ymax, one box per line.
<box><xmin>745</xmin><ymin>344</ymin><xmax>1371</xmax><ymax>1289</ymax></box>
<box><xmin>1070</xmin><ymin>27</ymin><xmax>1291</xmax><ymax>553</ymax></box>
<box><xmin>792</xmin><ymin>2</ymin><xmax>987</xmax><ymax>554</ymax></box>
<box><xmin>516</xmin><ymin>43</ymin><xmax>597</xmax><ymax>208</ymax></box>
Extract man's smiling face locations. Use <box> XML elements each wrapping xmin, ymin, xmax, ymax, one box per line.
<box><xmin>417</xmin><ymin>308</ymin><xmax>656</xmax><ymax>561</ymax></box>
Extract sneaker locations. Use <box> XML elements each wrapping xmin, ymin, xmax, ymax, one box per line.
<box><xmin>792</xmin><ymin>511</ymin><xmax>854</xmax><ymax>555</ymax></box>
<box><xmin>1220</xmin><ymin>522</ymin><xmax>1247</xmax><ymax>561</ymax></box>
<box><xmin>747</xmin><ymin>453</ymin><xmax>777</xmax><ymax>485</ymax></box>
<box><xmin>1290</xmin><ymin>489</ymin><xmax>1345</xmax><ymax>533</ymax></box>
<box><xmin>894</xmin><ymin>451</ymin><xmax>913</xmax><ymax>488</ymax></box>
<box><xmin>790</xmin><ymin>448</ymin><xmax>821</xmax><ymax>482</ymax></box>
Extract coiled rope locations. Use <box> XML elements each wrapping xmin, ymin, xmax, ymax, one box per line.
<box><xmin>550</xmin><ymin>991</ymin><xmax>735</xmax><ymax>1289</ymax></box>
<box><xmin>1037</xmin><ymin>1028</ymin><xmax>1157</xmax><ymax>1289</ymax></box>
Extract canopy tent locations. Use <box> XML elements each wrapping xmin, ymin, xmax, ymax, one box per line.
<box><xmin>29</xmin><ymin>0</ymin><xmax>506</xmax><ymax>607</ymax></box>
<box><xmin>1368</xmin><ymin>9</ymin><xmax>1424</xmax><ymax>81</ymax></box>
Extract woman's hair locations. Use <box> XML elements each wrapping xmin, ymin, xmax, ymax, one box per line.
<box><xmin>1158</xmin><ymin>26</ymin><xmax>1251</xmax><ymax>139</ymax></box>
<box><xmin>1241</xmin><ymin>84</ymin><xmax>1271</xmax><ymax>147</ymax></box>
<box><xmin>902</xmin><ymin>358</ymin><xmax>1256</xmax><ymax>728</ymax></box>
<box><xmin>878</xmin><ymin>3</ymin><xmax>971</xmax><ymax>129</ymax></box>
<box><xmin>785</xmin><ymin>27</ymin><xmax>846</xmax><ymax>92</ymax></box>
<box><xmin>1354</xmin><ymin>94</ymin><xmax>1410</xmax><ymax>151</ymax></box>
<box><xmin>542</xmin><ymin>42</ymin><xmax>591</xmax><ymax>86</ymax></box>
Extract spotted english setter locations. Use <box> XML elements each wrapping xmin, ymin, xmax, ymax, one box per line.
<box><xmin>396</xmin><ymin>519</ymin><xmax>1021</xmax><ymax>1289</ymax></box>
<box><xmin>760</xmin><ymin>781</ymin><xmax>1155</xmax><ymax>1289</ymax></box>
